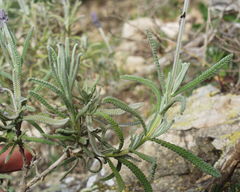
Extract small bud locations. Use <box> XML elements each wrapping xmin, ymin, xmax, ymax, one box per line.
<box><xmin>91</xmin><ymin>12</ymin><xmax>101</xmax><ymax>28</ymax></box>
<box><xmin>0</xmin><ymin>9</ymin><xmax>8</xmax><ymax>27</ymax></box>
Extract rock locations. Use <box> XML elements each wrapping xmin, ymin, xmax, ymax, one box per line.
<box><xmin>170</xmin><ymin>85</ymin><xmax>240</xmax><ymax>131</ymax></box>
<box><xmin>152</xmin><ymin>175</ymin><xmax>192</xmax><ymax>192</ymax></box>
<box><xmin>125</xmin><ymin>56</ymin><xmax>146</xmax><ymax>73</ymax></box>
<box><xmin>114</xmin><ymin>52</ymin><xmax>147</xmax><ymax>74</ymax></box>
<box><xmin>121</xmin><ymin>17</ymin><xmax>179</xmax><ymax>40</ymax></box>
<box><xmin>210</xmin><ymin>0</ymin><xmax>240</xmax><ymax>12</ymax></box>
<box><xmin>121</xmin><ymin>18</ymin><xmax>162</xmax><ymax>41</ymax></box>
<box><xmin>160</xmin><ymin>22</ymin><xmax>179</xmax><ymax>39</ymax></box>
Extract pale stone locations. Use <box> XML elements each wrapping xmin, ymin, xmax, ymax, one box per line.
<box><xmin>121</xmin><ymin>17</ymin><xmax>162</xmax><ymax>41</ymax></box>
<box><xmin>125</xmin><ymin>56</ymin><xmax>146</xmax><ymax>73</ymax></box>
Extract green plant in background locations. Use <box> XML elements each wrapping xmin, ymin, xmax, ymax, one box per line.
<box><xmin>0</xmin><ymin>0</ymin><xmax>235</xmax><ymax>192</ymax></box>
<box><xmin>0</xmin><ymin>0</ymin><xmax>117</xmax><ymax>83</ymax></box>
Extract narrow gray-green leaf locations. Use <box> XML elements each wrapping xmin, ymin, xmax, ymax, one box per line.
<box><xmin>26</xmin><ymin>120</ymin><xmax>45</xmax><ymax>134</ymax></box>
<box><xmin>97</xmin><ymin>102</ymin><xmax>144</xmax><ymax>116</ymax></box>
<box><xmin>95</xmin><ymin>112</ymin><xmax>124</xmax><ymax>151</ymax></box>
<box><xmin>29</xmin><ymin>91</ymin><xmax>66</xmax><ymax>118</ymax></box>
<box><xmin>0</xmin><ymin>174</ymin><xmax>12</xmax><ymax>179</ymax></box>
<box><xmin>131</xmin><ymin>150</ymin><xmax>157</xmax><ymax>181</ymax></box>
<box><xmin>0</xmin><ymin>143</ymin><xmax>13</xmax><ymax>156</ymax></box>
<box><xmin>172</xmin><ymin>62</ymin><xmax>190</xmax><ymax>93</ymax></box>
<box><xmin>42</xmin><ymin>133</ymin><xmax>75</xmax><ymax>142</ymax></box>
<box><xmin>22</xmin><ymin>135</ymin><xmax>55</xmax><ymax>145</ymax></box>
<box><xmin>23</xmin><ymin>115</ymin><xmax>69</xmax><ymax>126</ymax></box>
<box><xmin>173</xmin><ymin>54</ymin><xmax>233</xmax><ymax>96</ymax></box>
<box><xmin>101</xmin><ymin>162</ymin><xmax>122</xmax><ymax>181</ymax></box>
<box><xmin>146</xmin><ymin>30</ymin><xmax>165</xmax><ymax>92</ymax></box>
<box><xmin>0</xmin><ymin>71</ymin><xmax>12</xmax><ymax>80</ymax></box>
<box><xmin>103</xmin><ymin>97</ymin><xmax>146</xmax><ymax>134</ymax></box>
<box><xmin>22</xmin><ymin>27</ymin><xmax>34</xmax><ymax>60</ymax></box>
<box><xmin>151</xmin><ymin>138</ymin><xmax>221</xmax><ymax>177</ymax></box>
<box><xmin>118</xmin><ymin>158</ymin><xmax>153</xmax><ymax>192</ymax></box>
<box><xmin>4</xmin><ymin>143</ymin><xmax>16</xmax><ymax>164</ymax></box>
<box><xmin>107</xmin><ymin>159</ymin><xmax>125</xmax><ymax>192</ymax></box>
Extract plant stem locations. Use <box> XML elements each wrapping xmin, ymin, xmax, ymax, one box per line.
<box><xmin>24</xmin><ymin>152</ymin><xmax>69</xmax><ymax>191</ymax></box>
<box><xmin>170</xmin><ymin>0</ymin><xmax>190</xmax><ymax>93</ymax></box>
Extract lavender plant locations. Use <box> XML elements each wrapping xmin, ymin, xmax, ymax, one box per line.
<box><xmin>0</xmin><ymin>0</ymin><xmax>234</xmax><ymax>191</ymax></box>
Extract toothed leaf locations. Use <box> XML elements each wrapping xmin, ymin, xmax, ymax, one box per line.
<box><xmin>22</xmin><ymin>27</ymin><xmax>34</xmax><ymax>60</ymax></box>
<box><xmin>118</xmin><ymin>158</ymin><xmax>153</xmax><ymax>192</ymax></box>
<box><xmin>29</xmin><ymin>91</ymin><xmax>66</xmax><ymax>118</ymax></box>
<box><xmin>146</xmin><ymin>30</ymin><xmax>165</xmax><ymax>92</ymax></box>
<box><xmin>23</xmin><ymin>115</ymin><xmax>69</xmax><ymax>126</ymax></box>
<box><xmin>173</xmin><ymin>54</ymin><xmax>233</xmax><ymax>96</ymax></box>
<box><xmin>22</xmin><ymin>135</ymin><xmax>55</xmax><ymax>145</ymax></box>
<box><xmin>101</xmin><ymin>162</ymin><xmax>122</xmax><ymax>181</ymax></box>
<box><xmin>107</xmin><ymin>159</ymin><xmax>125</xmax><ymax>192</ymax></box>
<box><xmin>103</xmin><ymin>96</ymin><xmax>146</xmax><ymax>134</ymax></box>
<box><xmin>151</xmin><ymin>138</ymin><xmax>221</xmax><ymax>177</ymax></box>
<box><xmin>95</xmin><ymin>112</ymin><xmax>124</xmax><ymax>151</ymax></box>
<box><xmin>97</xmin><ymin>102</ymin><xmax>144</xmax><ymax>116</ymax></box>
<box><xmin>131</xmin><ymin>150</ymin><xmax>157</xmax><ymax>181</ymax></box>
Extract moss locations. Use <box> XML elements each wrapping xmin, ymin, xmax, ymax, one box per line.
<box><xmin>223</xmin><ymin>131</ymin><xmax>240</xmax><ymax>144</ymax></box>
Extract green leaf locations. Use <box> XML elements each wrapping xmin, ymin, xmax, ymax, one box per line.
<box><xmin>29</xmin><ymin>90</ymin><xmax>66</xmax><ymax>118</ymax></box>
<box><xmin>22</xmin><ymin>27</ymin><xmax>34</xmax><ymax>61</ymax></box>
<box><xmin>0</xmin><ymin>111</ymin><xmax>10</xmax><ymax>121</ymax></box>
<box><xmin>60</xmin><ymin>159</ymin><xmax>79</xmax><ymax>181</ymax></box>
<box><xmin>88</xmin><ymin>130</ymin><xmax>103</xmax><ymax>157</ymax></box>
<box><xmin>118</xmin><ymin>158</ymin><xmax>153</xmax><ymax>192</ymax></box>
<box><xmin>129</xmin><ymin>134</ymin><xmax>144</xmax><ymax>150</ymax></box>
<box><xmin>131</xmin><ymin>150</ymin><xmax>157</xmax><ymax>181</ymax></box>
<box><xmin>58</xmin><ymin>157</ymin><xmax>78</xmax><ymax>168</ymax></box>
<box><xmin>42</xmin><ymin>133</ymin><xmax>75</xmax><ymax>142</ymax></box>
<box><xmin>131</xmin><ymin>150</ymin><xmax>155</xmax><ymax>164</ymax></box>
<box><xmin>0</xmin><ymin>174</ymin><xmax>12</xmax><ymax>179</ymax></box>
<box><xmin>23</xmin><ymin>115</ymin><xmax>69</xmax><ymax>126</ymax></box>
<box><xmin>95</xmin><ymin>112</ymin><xmax>124</xmax><ymax>151</ymax></box>
<box><xmin>29</xmin><ymin>78</ymin><xmax>63</xmax><ymax>96</ymax></box>
<box><xmin>22</xmin><ymin>135</ymin><xmax>55</xmax><ymax>145</ymax></box>
<box><xmin>0</xmin><ymin>143</ymin><xmax>13</xmax><ymax>156</ymax></box>
<box><xmin>56</xmin><ymin>128</ymin><xmax>76</xmax><ymax>136</ymax></box>
<box><xmin>152</xmin><ymin>119</ymin><xmax>173</xmax><ymax>138</ymax></box>
<box><xmin>172</xmin><ymin>62</ymin><xmax>190</xmax><ymax>93</ymax></box>
<box><xmin>107</xmin><ymin>159</ymin><xmax>125</xmax><ymax>192</ymax></box>
<box><xmin>160</xmin><ymin>95</ymin><xmax>186</xmax><ymax>114</ymax></box>
<box><xmin>3</xmin><ymin>24</ymin><xmax>22</xmax><ymax>106</ymax></box>
<box><xmin>119</xmin><ymin>120</ymin><xmax>141</xmax><ymax>127</ymax></box>
<box><xmin>151</xmin><ymin>138</ymin><xmax>221</xmax><ymax>177</ymax></box>
<box><xmin>103</xmin><ymin>96</ymin><xmax>146</xmax><ymax>134</ymax></box>
<box><xmin>173</xmin><ymin>54</ymin><xmax>233</xmax><ymax>96</ymax></box>
<box><xmin>26</xmin><ymin>120</ymin><xmax>45</xmax><ymax>134</ymax></box>
<box><xmin>4</xmin><ymin>143</ymin><xmax>16</xmax><ymax>164</ymax></box>
<box><xmin>29</xmin><ymin>77</ymin><xmax>72</xmax><ymax>110</ymax></box>
<box><xmin>0</xmin><ymin>71</ymin><xmax>12</xmax><ymax>80</ymax></box>
<box><xmin>48</xmin><ymin>46</ymin><xmax>63</xmax><ymax>88</ymax></box>
<box><xmin>146</xmin><ymin>31</ymin><xmax>165</xmax><ymax>92</ymax></box>
<box><xmin>121</xmin><ymin>75</ymin><xmax>161</xmax><ymax>112</ymax></box>
<box><xmin>97</xmin><ymin>102</ymin><xmax>144</xmax><ymax>116</ymax></box>
<box><xmin>101</xmin><ymin>162</ymin><xmax>122</xmax><ymax>181</ymax></box>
